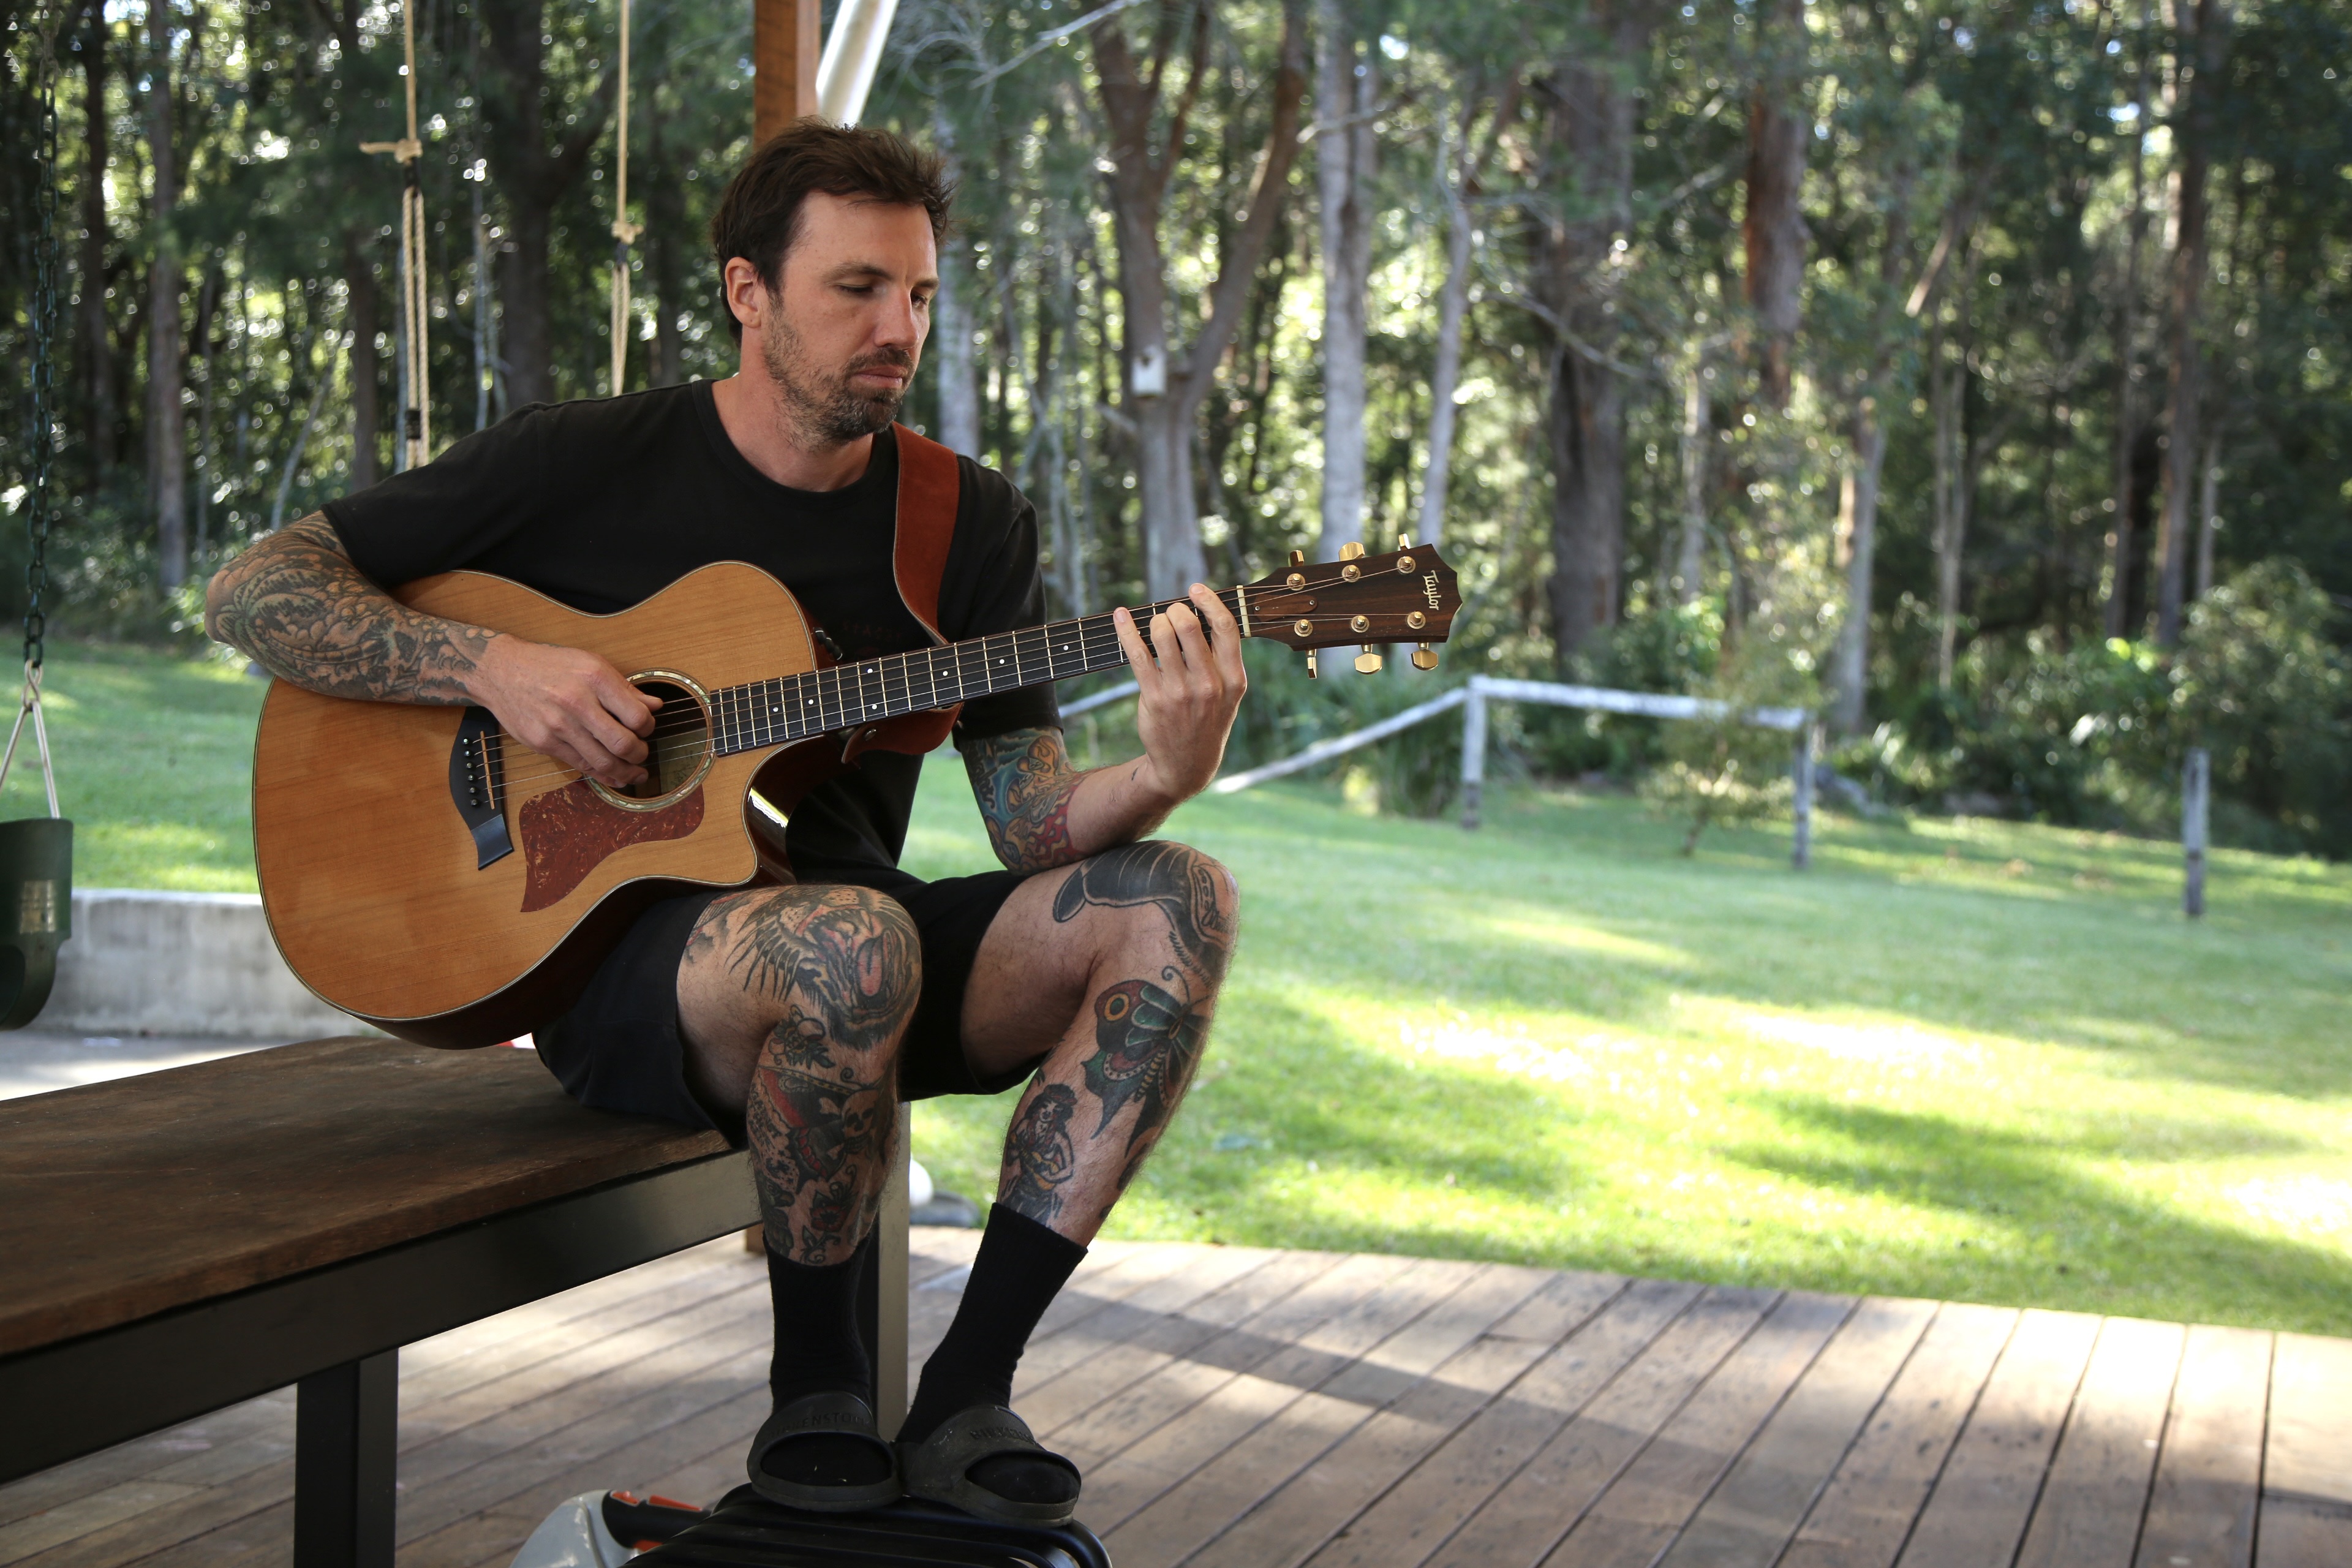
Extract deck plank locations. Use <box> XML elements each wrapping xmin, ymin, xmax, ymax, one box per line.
<box><xmin>2013</xmin><ymin>1317</ymin><xmax>2185</xmax><ymax>1568</ymax></box>
<box><xmin>1420</xmin><ymin>1286</ymin><xmax>1779</xmax><ymax>1568</ymax></box>
<box><xmin>2</xmin><ymin>1240</ymin><xmax>2343</xmax><ymax>1568</ymax></box>
<box><xmin>1779</xmin><ymin>1302</ymin><xmax>2019</xmax><ymax>1568</ymax></box>
<box><xmin>1655</xmin><ymin>1296</ymin><xmax>1938</xmax><ymax>1568</ymax></box>
<box><xmin>1542</xmin><ymin>1291</ymin><xmax>1856</xmax><ymax>1568</ymax></box>
<box><xmin>2257</xmin><ymin>1332</ymin><xmax>2352</xmax><ymax>1567</ymax></box>
<box><xmin>2132</xmin><ymin>1325</ymin><xmax>2269</xmax><ymax>1568</ymax></box>
<box><xmin>1895</xmin><ymin>1308</ymin><xmax>2102</xmax><ymax>1568</ymax></box>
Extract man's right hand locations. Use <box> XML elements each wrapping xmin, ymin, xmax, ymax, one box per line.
<box><xmin>469</xmin><ymin>635</ymin><xmax>662</xmax><ymax>788</ymax></box>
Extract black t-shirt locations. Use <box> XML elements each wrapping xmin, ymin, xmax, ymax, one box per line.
<box><xmin>323</xmin><ymin>380</ymin><xmax>1057</xmax><ymax>878</ymax></box>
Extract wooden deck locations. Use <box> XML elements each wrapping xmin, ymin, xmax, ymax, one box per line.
<box><xmin>4</xmin><ymin>1229</ymin><xmax>2347</xmax><ymax>1567</ymax></box>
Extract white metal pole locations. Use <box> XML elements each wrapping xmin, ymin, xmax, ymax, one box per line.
<box><xmin>1792</xmin><ymin>722</ymin><xmax>1817</xmax><ymax>871</ymax></box>
<box><xmin>2184</xmin><ymin>746</ymin><xmax>2210</xmax><ymax>918</ymax></box>
<box><xmin>816</xmin><ymin>0</ymin><xmax>900</xmax><ymax>125</ymax></box>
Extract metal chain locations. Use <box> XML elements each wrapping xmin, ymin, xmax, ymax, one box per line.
<box><xmin>24</xmin><ymin>21</ymin><xmax>59</xmax><ymax>674</ymax></box>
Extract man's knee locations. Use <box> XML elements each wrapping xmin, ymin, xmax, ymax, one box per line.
<box><xmin>1052</xmin><ymin>840</ymin><xmax>1237</xmax><ymax>979</ymax></box>
<box><xmin>733</xmin><ymin>884</ymin><xmax>922</xmax><ymax>1052</ymax></box>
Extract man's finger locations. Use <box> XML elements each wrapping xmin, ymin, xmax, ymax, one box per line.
<box><xmin>1164</xmin><ymin>601</ymin><xmax>1209</xmax><ymax>673</ymax></box>
<box><xmin>576</xmin><ymin>700</ymin><xmax>650</xmax><ymax>765</ymax></box>
<box><xmin>595</xmin><ymin>670</ymin><xmax>662</xmax><ymax>735</ymax></box>
<box><xmin>1191</xmin><ymin>584</ymin><xmax>1247</xmax><ymax>688</ymax></box>
<box><xmin>1113</xmin><ymin>606</ymin><xmax>1161</xmax><ymax>694</ymax></box>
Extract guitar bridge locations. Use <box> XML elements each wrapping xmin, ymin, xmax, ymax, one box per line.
<box><xmin>449</xmin><ymin>707</ymin><xmax>514</xmax><ymax>869</ymax></box>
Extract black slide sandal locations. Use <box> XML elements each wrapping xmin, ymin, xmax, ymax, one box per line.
<box><xmin>899</xmin><ymin>1404</ymin><xmax>1082</xmax><ymax>1527</ymax></box>
<box><xmin>745</xmin><ymin>1390</ymin><xmax>902</xmax><ymax>1513</ymax></box>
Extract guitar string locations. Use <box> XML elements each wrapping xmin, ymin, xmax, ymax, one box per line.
<box><xmin>481</xmin><ymin>587</ymin><xmax>1267</xmax><ymax>796</ymax></box>
<box><xmin>480</xmin><ymin>572</ymin><xmax>1437</xmax><ymax>796</ymax></box>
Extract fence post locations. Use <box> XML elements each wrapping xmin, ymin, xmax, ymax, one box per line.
<box><xmin>1790</xmin><ymin>721</ymin><xmax>1817</xmax><ymax>871</ymax></box>
<box><xmin>2183</xmin><ymin>746</ymin><xmax>2210</xmax><ymax>918</ymax></box>
<box><xmin>1460</xmin><ymin>678</ymin><xmax>1488</xmax><ymax>831</ymax></box>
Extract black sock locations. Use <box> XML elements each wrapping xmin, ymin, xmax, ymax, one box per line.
<box><xmin>761</xmin><ymin>1235</ymin><xmax>889</xmax><ymax>1487</ymax></box>
<box><xmin>902</xmin><ymin>1205</ymin><xmax>1086</xmax><ymax>1502</ymax></box>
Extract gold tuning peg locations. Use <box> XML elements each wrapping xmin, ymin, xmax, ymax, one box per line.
<box><xmin>1397</xmin><ymin>532</ymin><xmax>1412</xmax><ymax>552</ymax></box>
<box><xmin>1412</xmin><ymin>644</ymin><xmax>1441</xmax><ymax>671</ymax></box>
<box><xmin>1289</xmin><ymin>549</ymin><xmax>1306</xmax><ymax>566</ymax></box>
<box><xmin>1305</xmin><ymin>647</ymin><xmax>1320</xmax><ymax>679</ymax></box>
<box><xmin>1355</xmin><ymin>647</ymin><xmax>1384</xmax><ymax>674</ymax></box>
<box><xmin>1338</xmin><ymin>541</ymin><xmax>1365</xmax><ymax>561</ymax></box>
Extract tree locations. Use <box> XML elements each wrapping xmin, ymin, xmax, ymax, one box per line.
<box><xmin>1531</xmin><ymin>0</ymin><xmax>1659</xmax><ymax>665</ymax></box>
<box><xmin>2153</xmin><ymin>0</ymin><xmax>2231</xmax><ymax>646</ymax></box>
<box><xmin>145</xmin><ymin>0</ymin><xmax>187</xmax><ymax>588</ymax></box>
<box><xmin>1314</xmin><ymin>0</ymin><xmax>1378</xmax><ymax>564</ymax></box>
<box><xmin>1092</xmin><ymin>0</ymin><xmax>1309</xmax><ymax>599</ymax></box>
<box><xmin>1742</xmin><ymin>0</ymin><xmax>1807</xmax><ymax>412</ymax></box>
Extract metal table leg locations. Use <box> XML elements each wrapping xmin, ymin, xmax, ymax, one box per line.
<box><xmin>295</xmin><ymin>1349</ymin><xmax>398</xmax><ymax>1568</ymax></box>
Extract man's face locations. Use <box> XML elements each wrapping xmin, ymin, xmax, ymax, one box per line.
<box><xmin>734</xmin><ymin>190</ymin><xmax>937</xmax><ymax>445</ymax></box>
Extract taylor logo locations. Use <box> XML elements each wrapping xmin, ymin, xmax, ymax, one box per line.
<box><xmin>1423</xmin><ymin>571</ymin><xmax>1442</xmax><ymax>610</ymax></box>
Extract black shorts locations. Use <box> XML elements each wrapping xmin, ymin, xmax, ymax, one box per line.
<box><xmin>533</xmin><ymin>867</ymin><xmax>1040</xmax><ymax>1142</ymax></box>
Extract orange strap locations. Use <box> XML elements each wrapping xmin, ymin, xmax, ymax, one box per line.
<box><xmin>892</xmin><ymin>423</ymin><xmax>959</xmax><ymax>644</ymax></box>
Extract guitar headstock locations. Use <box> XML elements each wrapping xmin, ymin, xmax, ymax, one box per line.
<box><xmin>1242</xmin><ymin>538</ymin><xmax>1462</xmax><ymax>674</ymax></box>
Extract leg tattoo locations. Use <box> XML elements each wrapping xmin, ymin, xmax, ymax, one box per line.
<box><xmin>1000</xmin><ymin>1082</ymin><xmax>1080</xmax><ymax>1225</ymax></box>
<box><xmin>1051</xmin><ymin>840</ymin><xmax>1235</xmax><ymax>979</ymax></box>
<box><xmin>702</xmin><ymin>889</ymin><xmax>919</xmax><ymax>1263</ymax></box>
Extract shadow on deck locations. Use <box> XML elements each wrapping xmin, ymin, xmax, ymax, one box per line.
<box><xmin>2</xmin><ymin>1229</ymin><xmax>2346</xmax><ymax>1567</ymax></box>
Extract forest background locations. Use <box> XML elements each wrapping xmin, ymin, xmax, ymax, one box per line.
<box><xmin>1</xmin><ymin>0</ymin><xmax>2348</xmax><ymax>856</ymax></box>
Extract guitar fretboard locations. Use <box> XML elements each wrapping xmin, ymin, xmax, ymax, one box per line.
<box><xmin>703</xmin><ymin>589</ymin><xmax>1247</xmax><ymax>756</ymax></box>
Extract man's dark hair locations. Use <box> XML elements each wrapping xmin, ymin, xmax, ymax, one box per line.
<box><xmin>709</xmin><ymin>118</ymin><xmax>955</xmax><ymax>340</ymax></box>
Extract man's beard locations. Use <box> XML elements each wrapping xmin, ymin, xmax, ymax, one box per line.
<box><xmin>758</xmin><ymin>308</ymin><xmax>913</xmax><ymax>445</ymax></box>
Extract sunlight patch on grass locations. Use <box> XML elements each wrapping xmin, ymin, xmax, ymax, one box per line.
<box><xmin>1477</xmin><ymin>911</ymin><xmax>1695</xmax><ymax>969</ymax></box>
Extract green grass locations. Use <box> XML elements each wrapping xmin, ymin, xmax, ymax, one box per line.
<box><xmin>31</xmin><ymin>643</ymin><xmax>2352</xmax><ymax>1333</ymax></box>
<box><xmin>0</xmin><ymin>642</ymin><xmax>265</xmax><ymax>891</ymax></box>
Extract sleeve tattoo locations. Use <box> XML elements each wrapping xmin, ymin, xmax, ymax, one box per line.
<box><xmin>964</xmin><ymin>725</ymin><xmax>1086</xmax><ymax>874</ymax></box>
<box><xmin>203</xmin><ymin>513</ymin><xmax>495</xmax><ymax>706</ymax></box>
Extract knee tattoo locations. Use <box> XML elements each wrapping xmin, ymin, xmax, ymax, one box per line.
<box><xmin>1050</xmin><ymin>841</ymin><xmax>1237</xmax><ymax>983</ymax></box>
<box><xmin>722</xmin><ymin>886</ymin><xmax>921</xmax><ymax>1055</ymax></box>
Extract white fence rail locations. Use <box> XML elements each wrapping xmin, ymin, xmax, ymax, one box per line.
<box><xmin>1208</xmin><ymin>674</ymin><xmax>1820</xmax><ymax>870</ymax></box>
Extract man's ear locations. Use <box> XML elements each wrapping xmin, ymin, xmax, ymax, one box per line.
<box><xmin>724</xmin><ymin>257</ymin><xmax>769</xmax><ymax>332</ymax></box>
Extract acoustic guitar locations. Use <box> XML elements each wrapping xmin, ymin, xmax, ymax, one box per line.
<box><xmin>254</xmin><ymin>541</ymin><xmax>1462</xmax><ymax>1047</ymax></box>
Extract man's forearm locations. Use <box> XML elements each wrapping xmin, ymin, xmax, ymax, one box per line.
<box><xmin>965</xmin><ymin>727</ymin><xmax>1178</xmax><ymax>875</ymax></box>
<box><xmin>204</xmin><ymin>513</ymin><xmax>494</xmax><ymax>705</ymax></box>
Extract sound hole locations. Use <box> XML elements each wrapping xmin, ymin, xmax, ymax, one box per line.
<box><xmin>613</xmin><ymin>678</ymin><xmax>709</xmax><ymax>802</ymax></box>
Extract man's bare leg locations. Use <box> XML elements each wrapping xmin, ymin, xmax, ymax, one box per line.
<box><xmin>676</xmin><ymin>883</ymin><xmax>919</xmax><ymax>1498</ymax></box>
<box><xmin>894</xmin><ymin>840</ymin><xmax>1238</xmax><ymax>1506</ymax></box>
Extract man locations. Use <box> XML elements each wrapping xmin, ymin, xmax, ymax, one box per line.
<box><xmin>205</xmin><ymin>122</ymin><xmax>1243</xmax><ymax>1528</ymax></box>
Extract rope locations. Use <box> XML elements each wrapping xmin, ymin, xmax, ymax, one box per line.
<box><xmin>4</xmin><ymin>19</ymin><xmax>64</xmax><ymax>818</ymax></box>
<box><xmin>609</xmin><ymin>0</ymin><xmax>641</xmax><ymax>396</ymax></box>
<box><xmin>361</xmin><ymin>0</ymin><xmax>428</xmax><ymax>468</ymax></box>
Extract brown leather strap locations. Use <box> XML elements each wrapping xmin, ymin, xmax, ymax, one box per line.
<box><xmin>892</xmin><ymin>423</ymin><xmax>960</xmax><ymax>644</ymax></box>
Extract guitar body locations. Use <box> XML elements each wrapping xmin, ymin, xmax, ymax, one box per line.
<box><xmin>252</xmin><ymin>561</ymin><xmax>949</xmax><ymax>1049</ymax></box>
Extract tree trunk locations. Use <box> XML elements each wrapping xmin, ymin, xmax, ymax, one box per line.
<box><xmin>345</xmin><ymin>232</ymin><xmax>381</xmax><ymax>489</ymax></box>
<box><xmin>1314</xmin><ymin>0</ymin><xmax>1376</xmax><ymax>564</ymax></box>
<box><xmin>1093</xmin><ymin>0</ymin><xmax>1308</xmax><ymax>600</ymax></box>
<box><xmin>2105</xmin><ymin>0</ymin><xmax>2155</xmax><ymax>639</ymax></box>
<box><xmin>480</xmin><ymin>0</ymin><xmax>612</xmax><ymax>409</ymax></box>
<box><xmin>146</xmin><ymin>0</ymin><xmax>186</xmax><ymax>589</ymax></box>
<box><xmin>930</xmin><ymin>108</ymin><xmax>981</xmax><ymax>456</ymax></box>
<box><xmin>2194</xmin><ymin>429</ymin><xmax>2219</xmax><ymax>601</ymax></box>
<box><xmin>2154</xmin><ymin>0</ymin><xmax>2229</xmax><ymax>647</ymax></box>
<box><xmin>1742</xmin><ymin>0</ymin><xmax>1807</xmax><ymax>413</ymax></box>
<box><xmin>1418</xmin><ymin>176</ymin><xmax>1472</xmax><ymax>550</ymax></box>
<box><xmin>1675</xmin><ymin>346</ymin><xmax>1712</xmax><ymax>603</ymax></box>
<box><xmin>1827</xmin><ymin>399</ymin><xmax>1885</xmax><ymax>733</ymax></box>
<box><xmin>1531</xmin><ymin>8</ymin><xmax>1651</xmax><ymax>665</ymax></box>
<box><xmin>77</xmin><ymin>2</ymin><xmax>118</xmax><ymax>467</ymax></box>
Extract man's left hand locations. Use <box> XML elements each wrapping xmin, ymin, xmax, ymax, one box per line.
<box><xmin>1113</xmin><ymin>582</ymin><xmax>1248</xmax><ymax>806</ymax></box>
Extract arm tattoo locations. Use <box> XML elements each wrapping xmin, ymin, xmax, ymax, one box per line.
<box><xmin>965</xmin><ymin>725</ymin><xmax>1085</xmax><ymax>874</ymax></box>
<box><xmin>203</xmin><ymin>512</ymin><xmax>495</xmax><ymax>705</ymax></box>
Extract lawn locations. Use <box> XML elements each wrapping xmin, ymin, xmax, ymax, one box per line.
<box><xmin>25</xmin><ymin>643</ymin><xmax>2352</xmax><ymax>1334</ymax></box>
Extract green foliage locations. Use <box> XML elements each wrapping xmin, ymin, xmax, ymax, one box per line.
<box><xmin>1640</xmin><ymin>635</ymin><xmax>1814</xmax><ymax>854</ymax></box>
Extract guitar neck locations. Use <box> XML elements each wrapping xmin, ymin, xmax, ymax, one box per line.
<box><xmin>704</xmin><ymin>588</ymin><xmax>1248</xmax><ymax>756</ymax></box>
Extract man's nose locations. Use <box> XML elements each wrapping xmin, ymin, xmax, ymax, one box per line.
<box><xmin>875</xmin><ymin>289</ymin><xmax>924</xmax><ymax>350</ymax></box>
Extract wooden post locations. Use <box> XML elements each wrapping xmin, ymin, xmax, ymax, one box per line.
<box><xmin>2183</xmin><ymin>745</ymin><xmax>2210</xmax><ymax>918</ymax></box>
<box><xmin>1792</xmin><ymin>721</ymin><xmax>1817</xmax><ymax>871</ymax></box>
<box><xmin>1459</xmin><ymin>677</ymin><xmax>1488</xmax><ymax>831</ymax></box>
<box><xmin>753</xmin><ymin>0</ymin><xmax>820</xmax><ymax>145</ymax></box>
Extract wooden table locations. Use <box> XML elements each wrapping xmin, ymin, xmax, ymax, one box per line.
<box><xmin>0</xmin><ymin>1038</ymin><xmax>769</xmax><ymax>1567</ymax></box>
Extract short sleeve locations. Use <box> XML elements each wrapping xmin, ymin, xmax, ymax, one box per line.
<box><xmin>321</xmin><ymin>406</ymin><xmax>552</xmax><ymax>588</ymax></box>
<box><xmin>943</xmin><ymin>464</ymin><xmax>1061</xmax><ymax>744</ymax></box>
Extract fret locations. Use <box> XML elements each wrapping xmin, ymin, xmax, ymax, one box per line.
<box><xmin>714</xmin><ymin>685</ymin><xmax>736</xmax><ymax>753</ymax></box>
<box><xmin>790</xmin><ymin>671</ymin><xmax>823</xmax><ymax>739</ymax></box>
<box><xmin>752</xmin><ymin>679</ymin><xmax>775</xmax><ymax>747</ymax></box>
<box><xmin>812</xmin><ymin>666</ymin><xmax>839</xmax><ymax>733</ymax></box>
